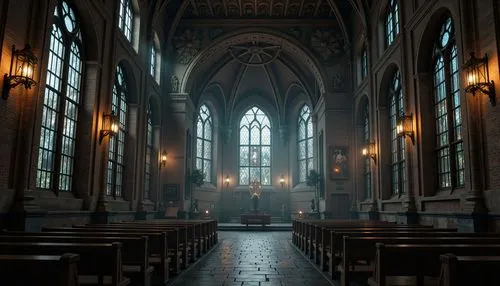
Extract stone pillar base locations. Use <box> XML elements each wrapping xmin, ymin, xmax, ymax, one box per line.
<box><xmin>456</xmin><ymin>212</ymin><xmax>489</xmax><ymax>233</ymax></box>
<box><xmin>397</xmin><ymin>211</ymin><xmax>419</xmax><ymax>224</ymax></box>
<box><xmin>367</xmin><ymin>210</ymin><xmax>379</xmax><ymax>221</ymax></box>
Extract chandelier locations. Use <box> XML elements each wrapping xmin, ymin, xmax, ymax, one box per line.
<box><xmin>249</xmin><ymin>178</ymin><xmax>263</xmax><ymax>199</ymax></box>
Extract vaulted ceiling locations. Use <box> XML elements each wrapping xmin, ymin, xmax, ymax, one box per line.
<box><xmin>183</xmin><ymin>0</ymin><xmax>336</xmax><ymax>18</ymax></box>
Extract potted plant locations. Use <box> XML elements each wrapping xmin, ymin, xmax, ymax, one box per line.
<box><xmin>306</xmin><ymin>170</ymin><xmax>321</xmax><ymax>217</ymax></box>
<box><xmin>190</xmin><ymin>169</ymin><xmax>205</xmax><ymax>187</ymax></box>
<box><xmin>189</xmin><ymin>169</ymin><xmax>205</xmax><ymax>218</ymax></box>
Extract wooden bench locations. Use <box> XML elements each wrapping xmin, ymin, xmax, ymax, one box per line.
<box><xmin>0</xmin><ymin>253</ymin><xmax>80</xmax><ymax>286</ymax></box>
<box><xmin>318</xmin><ymin>227</ymin><xmax>454</xmax><ymax>273</ymax></box>
<box><xmin>367</xmin><ymin>243</ymin><xmax>500</xmax><ymax>286</ymax></box>
<box><xmin>439</xmin><ymin>254</ymin><xmax>500</xmax><ymax>286</ymax></box>
<box><xmin>0</xmin><ymin>241</ymin><xmax>130</xmax><ymax>286</ymax></box>
<box><xmin>0</xmin><ymin>235</ymin><xmax>152</xmax><ymax>286</ymax></box>
<box><xmin>112</xmin><ymin>221</ymin><xmax>201</xmax><ymax>260</ymax></box>
<box><xmin>75</xmin><ymin>224</ymin><xmax>188</xmax><ymax>271</ymax></box>
<box><xmin>39</xmin><ymin>228</ymin><xmax>169</xmax><ymax>285</ymax></box>
<box><xmin>340</xmin><ymin>236</ymin><xmax>500</xmax><ymax>286</ymax></box>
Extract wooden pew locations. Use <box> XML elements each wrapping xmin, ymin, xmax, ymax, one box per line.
<box><xmin>367</xmin><ymin>243</ymin><xmax>500</xmax><ymax>286</ymax></box>
<box><xmin>0</xmin><ymin>241</ymin><xmax>130</xmax><ymax>286</ymax></box>
<box><xmin>341</xmin><ymin>236</ymin><xmax>500</xmax><ymax>286</ymax></box>
<box><xmin>111</xmin><ymin>221</ymin><xmax>199</xmax><ymax>262</ymax></box>
<box><xmin>75</xmin><ymin>223</ymin><xmax>189</xmax><ymax>270</ymax></box>
<box><xmin>0</xmin><ymin>253</ymin><xmax>80</xmax><ymax>286</ymax></box>
<box><xmin>0</xmin><ymin>235</ymin><xmax>152</xmax><ymax>286</ymax></box>
<box><xmin>318</xmin><ymin>227</ymin><xmax>453</xmax><ymax>273</ymax></box>
<box><xmin>132</xmin><ymin>220</ymin><xmax>216</xmax><ymax>252</ymax></box>
<box><xmin>439</xmin><ymin>254</ymin><xmax>500</xmax><ymax>286</ymax></box>
<box><xmin>39</xmin><ymin>228</ymin><xmax>170</xmax><ymax>285</ymax></box>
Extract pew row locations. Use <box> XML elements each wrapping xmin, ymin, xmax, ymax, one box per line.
<box><xmin>0</xmin><ymin>253</ymin><xmax>80</xmax><ymax>286</ymax></box>
<box><xmin>0</xmin><ymin>241</ymin><xmax>130</xmax><ymax>286</ymax></box>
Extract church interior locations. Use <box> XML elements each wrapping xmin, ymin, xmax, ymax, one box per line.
<box><xmin>1</xmin><ymin>0</ymin><xmax>500</xmax><ymax>285</ymax></box>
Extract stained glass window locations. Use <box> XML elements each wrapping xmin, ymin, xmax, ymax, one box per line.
<box><xmin>36</xmin><ymin>1</ymin><xmax>83</xmax><ymax>192</ymax></box>
<box><xmin>361</xmin><ymin>48</ymin><xmax>368</xmax><ymax>80</ymax></box>
<box><xmin>363</xmin><ymin>105</ymin><xmax>371</xmax><ymax>199</ymax></box>
<box><xmin>106</xmin><ymin>65</ymin><xmax>128</xmax><ymax>197</ymax></box>
<box><xmin>239</xmin><ymin>107</ymin><xmax>271</xmax><ymax>185</ymax></box>
<box><xmin>298</xmin><ymin>105</ymin><xmax>314</xmax><ymax>183</ymax></box>
<box><xmin>385</xmin><ymin>0</ymin><xmax>399</xmax><ymax>47</ymax></box>
<box><xmin>144</xmin><ymin>103</ymin><xmax>153</xmax><ymax>199</ymax></box>
<box><xmin>118</xmin><ymin>0</ymin><xmax>134</xmax><ymax>42</ymax></box>
<box><xmin>150</xmin><ymin>44</ymin><xmax>156</xmax><ymax>78</ymax></box>
<box><xmin>196</xmin><ymin>104</ymin><xmax>213</xmax><ymax>183</ymax></box>
<box><xmin>433</xmin><ymin>17</ymin><xmax>464</xmax><ymax>190</ymax></box>
<box><xmin>389</xmin><ymin>70</ymin><xmax>406</xmax><ymax>194</ymax></box>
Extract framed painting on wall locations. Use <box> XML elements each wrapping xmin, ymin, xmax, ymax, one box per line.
<box><xmin>329</xmin><ymin>146</ymin><xmax>348</xmax><ymax>180</ymax></box>
<box><xmin>163</xmin><ymin>183</ymin><xmax>180</xmax><ymax>202</ymax></box>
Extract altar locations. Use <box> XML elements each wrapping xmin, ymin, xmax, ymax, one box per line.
<box><xmin>240</xmin><ymin>213</ymin><xmax>271</xmax><ymax>226</ymax></box>
<box><xmin>240</xmin><ymin>179</ymin><xmax>272</xmax><ymax>226</ymax></box>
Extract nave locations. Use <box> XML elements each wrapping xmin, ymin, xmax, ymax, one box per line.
<box><xmin>170</xmin><ymin>231</ymin><xmax>332</xmax><ymax>286</ymax></box>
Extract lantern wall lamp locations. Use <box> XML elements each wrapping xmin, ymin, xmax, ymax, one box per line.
<box><xmin>464</xmin><ymin>52</ymin><xmax>496</xmax><ymax>106</ymax></box>
<box><xmin>2</xmin><ymin>44</ymin><xmax>38</xmax><ymax>100</ymax></box>
<box><xmin>224</xmin><ymin>175</ymin><xmax>230</xmax><ymax>188</ymax></box>
<box><xmin>396</xmin><ymin>113</ymin><xmax>415</xmax><ymax>145</ymax></box>
<box><xmin>160</xmin><ymin>151</ymin><xmax>168</xmax><ymax>167</ymax></box>
<box><xmin>279</xmin><ymin>174</ymin><xmax>285</xmax><ymax>188</ymax></box>
<box><xmin>361</xmin><ymin>142</ymin><xmax>377</xmax><ymax>164</ymax></box>
<box><xmin>99</xmin><ymin>112</ymin><xmax>119</xmax><ymax>144</ymax></box>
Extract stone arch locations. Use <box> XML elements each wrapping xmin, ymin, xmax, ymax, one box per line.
<box><xmin>416</xmin><ymin>6</ymin><xmax>459</xmax><ymax>74</ymax></box>
<box><xmin>147</xmin><ymin>92</ymin><xmax>162</xmax><ymax>125</ymax></box>
<box><xmin>180</xmin><ymin>29</ymin><xmax>328</xmax><ymax>98</ymax></box>
<box><xmin>71</xmin><ymin>0</ymin><xmax>101</xmax><ymax>62</ymax></box>
<box><xmin>378</xmin><ymin>63</ymin><xmax>401</xmax><ymax>108</ymax></box>
<box><xmin>115</xmin><ymin>59</ymin><xmax>140</xmax><ymax>104</ymax></box>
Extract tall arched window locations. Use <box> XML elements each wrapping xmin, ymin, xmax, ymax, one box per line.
<box><xmin>150</xmin><ymin>32</ymin><xmax>161</xmax><ymax>83</ymax></box>
<box><xmin>389</xmin><ymin>70</ymin><xmax>406</xmax><ymax>194</ymax></box>
<box><xmin>433</xmin><ymin>16</ymin><xmax>464</xmax><ymax>189</ymax></box>
<box><xmin>361</xmin><ymin>47</ymin><xmax>368</xmax><ymax>80</ymax></box>
<box><xmin>363</xmin><ymin>105</ymin><xmax>371</xmax><ymax>199</ymax></box>
<box><xmin>106</xmin><ymin>65</ymin><xmax>128</xmax><ymax>197</ymax></box>
<box><xmin>144</xmin><ymin>103</ymin><xmax>153</xmax><ymax>199</ymax></box>
<box><xmin>196</xmin><ymin>104</ymin><xmax>213</xmax><ymax>183</ymax></box>
<box><xmin>239</xmin><ymin>107</ymin><xmax>271</xmax><ymax>185</ymax></box>
<box><xmin>298</xmin><ymin>105</ymin><xmax>313</xmax><ymax>183</ymax></box>
<box><xmin>118</xmin><ymin>0</ymin><xmax>134</xmax><ymax>42</ymax></box>
<box><xmin>36</xmin><ymin>1</ymin><xmax>83</xmax><ymax>192</ymax></box>
<box><xmin>385</xmin><ymin>0</ymin><xmax>399</xmax><ymax>47</ymax></box>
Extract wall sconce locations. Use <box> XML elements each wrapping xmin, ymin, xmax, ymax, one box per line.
<box><xmin>160</xmin><ymin>151</ymin><xmax>168</xmax><ymax>167</ymax></box>
<box><xmin>99</xmin><ymin>112</ymin><xmax>119</xmax><ymax>144</ymax></box>
<box><xmin>396</xmin><ymin>113</ymin><xmax>415</xmax><ymax>144</ymax></box>
<box><xmin>464</xmin><ymin>52</ymin><xmax>495</xmax><ymax>105</ymax></box>
<box><xmin>2</xmin><ymin>44</ymin><xmax>38</xmax><ymax>100</ymax></box>
<box><xmin>279</xmin><ymin>174</ymin><xmax>285</xmax><ymax>188</ymax></box>
<box><xmin>361</xmin><ymin>142</ymin><xmax>376</xmax><ymax>163</ymax></box>
<box><xmin>224</xmin><ymin>175</ymin><xmax>230</xmax><ymax>188</ymax></box>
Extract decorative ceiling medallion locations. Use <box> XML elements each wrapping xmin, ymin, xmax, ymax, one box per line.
<box><xmin>228</xmin><ymin>41</ymin><xmax>282</xmax><ymax>66</ymax></box>
<box><xmin>174</xmin><ymin>29</ymin><xmax>202</xmax><ymax>64</ymax></box>
<box><xmin>310</xmin><ymin>29</ymin><xmax>345</xmax><ymax>61</ymax></box>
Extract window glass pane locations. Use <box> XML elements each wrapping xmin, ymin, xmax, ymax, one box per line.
<box><xmin>250</xmin><ymin>126</ymin><xmax>260</xmax><ymax>145</ymax></box>
<box><xmin>37</xmin><ymin>2</ymin><xmax>83</xmax><ymax>192</ymax></box>
<box><xmin>262</xmin><ymin>147</ymin><xmax>271</xmax><ymax>166</ymax></box>
<box><xmin>240</xmin><ymin>168</ymin><xmax>249</xmax><ymax>185</ymax></box>
<box><xmin>240</xmin><ymin>146</ymin><xmax>249</xmax><ymax>165</ymax></box>
<box><xmin>239</xmin><ymin>107</ymin><xmax>272</xmax><ymax>185</ymax></box>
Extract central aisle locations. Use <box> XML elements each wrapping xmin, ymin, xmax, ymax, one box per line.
<box><xmin>171</xmin><ymin>231</ymin><xmax>332</xmax><ymax>286</ymax></box>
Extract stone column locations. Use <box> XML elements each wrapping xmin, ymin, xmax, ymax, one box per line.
<box><xmin>456</xmin><ymin>0</ymin><xmax>488</xmax><ymax>232</ymax></box>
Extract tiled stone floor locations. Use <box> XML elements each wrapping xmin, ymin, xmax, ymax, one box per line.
<box><xmin>170</xmin><ymin>231</ymin><xmax>333</xmax><ymax>286</ymax></box>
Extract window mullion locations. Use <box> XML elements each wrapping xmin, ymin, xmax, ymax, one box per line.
<box><xmin>443</xmin><ymin>50</ymin><xmax>458</xmax><ymax>189</ymax></box>
<box><xmin>52</xmin><ymin>36</ymin><xmax>72</xmax><ymax>193</ymax></box>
